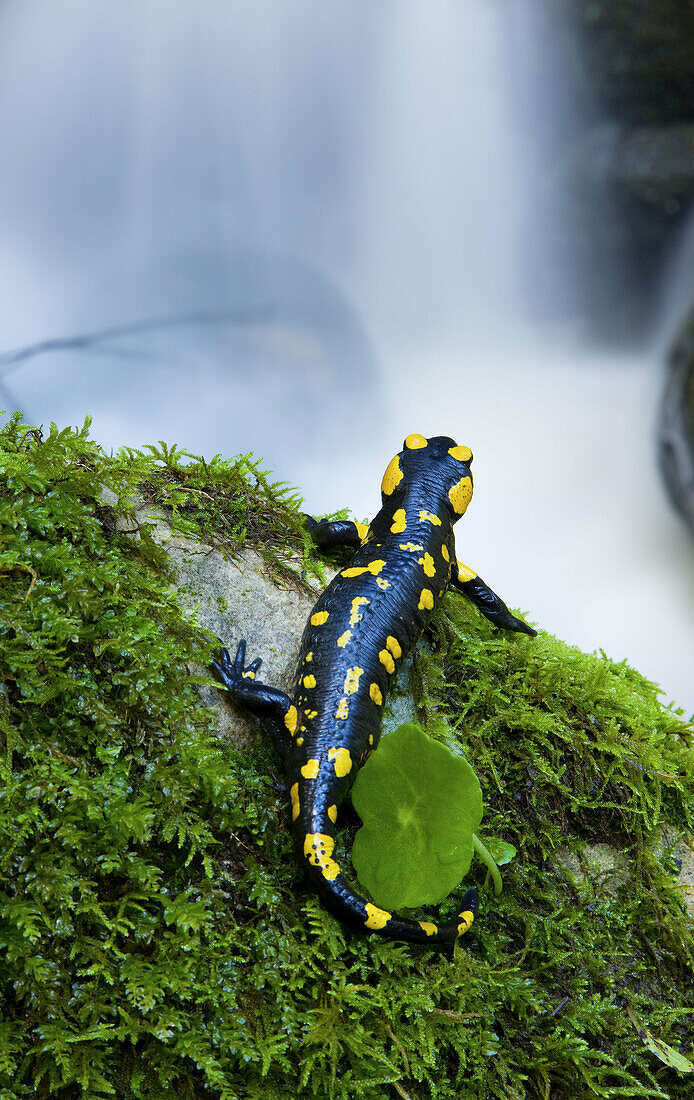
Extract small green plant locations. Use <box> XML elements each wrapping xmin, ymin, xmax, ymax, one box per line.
<box><xmin>351</xmin><ymin>722</ymin><xmax>513</xmax><ymax>910</ymax></box>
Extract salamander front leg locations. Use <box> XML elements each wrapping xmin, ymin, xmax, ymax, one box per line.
<box><xmin>451</xmin><ymin>562</ymin><xmax>537</xmax><ymax>636</ymax></box>
<box><xmin>212</xmin><ymin>639</ymin><xmax>300</xmax><ymax>755</ymax></box>
<box><xmin>304</xmin><ymin>514</ymin><xmax>370</xmax><ymax>550</ymax></box>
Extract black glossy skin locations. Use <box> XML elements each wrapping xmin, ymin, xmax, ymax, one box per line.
<box><xmin>214</xmin><ymin>434</ymin><xmax>536</xmax><ymax>944</ymax></box>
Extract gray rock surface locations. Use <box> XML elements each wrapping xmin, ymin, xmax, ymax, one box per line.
<box><xmin>555</xmin><ymin>835</ymin><xmax>694</xmax><ymax>919</ymax></box>
<box><xmin>554</xmin><ymin>843</ymin><xmax>630</xmax><ymax>892</ymax></box>
<box><xmin>110</xmin><ymin>496</ymin><xmax>327</xmax><ymax>745</ymax></box>
<box><xmin>657</xmin><ymin>827</ymin><xmax>694</xmax><ymax>919</ymax></box>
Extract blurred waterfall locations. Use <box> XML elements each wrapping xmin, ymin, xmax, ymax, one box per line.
<box><xmin>348</xmin><ymin>0</ymin><xmax>534</xmax><ymax>343</ymax></box>
<box><xmin>0</xmin><ymin>0</ymin><xmax>692</xmax><ymax>713</ymax></box>
<box><xmin>0</xmin><ymin>0</ymin><xmax>560</xmax><ymax>459</ymax></box>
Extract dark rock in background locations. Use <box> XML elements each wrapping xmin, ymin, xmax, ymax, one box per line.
<box><xmin>575</xmin><ymin>0</ymin><xmax>694</xmax><ymax>125</ymax></box>
<box><xmin>615</xmin><ymin>124</ymin><xmax>694</xmax><ymax>211</ymax></box>
<box><xmin>539</xmin><ymin>2</ymin><xmax>694</xmax><ymax>342</ymax></box>
<box><xmin>659</xmin><ymin>310</ymin><xmax>694</xmax><ymax>537</ymax></box>
<box><xmin>532</xmin><ymin>3</ymin><xmax>694</xmax><ymax>525</ymax></box>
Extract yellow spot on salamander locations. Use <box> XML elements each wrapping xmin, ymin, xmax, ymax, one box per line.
<box><xmin>448</xmin><ymin>474</ymin><xmax>473</xmax><ymax>515</ymax></box>
<box><xmin>343</xmin><ymin>666</ymin><xmax>364</xmax><ymax>695</ymax></box>
<box><xmin>370</xmin><ymin>683</ymin><xmax>383</xmax><ymax>706</ymax></box>
<box><xmin>386</xmin><ymin>636</ymin><xmax>401</xmax><ymax>659</ymax></box>
<box><xmin>335</xmin><ymin>698</ymin><xmax>350</xmax><ymax>721</ymax></box>
<box><xmin>418</xmin><ymin>509</ymin><xmax>441</xmax><ymax>526</ymax></box>
<box><xmin>328</xmin><ymin>746</ymin><xmax>352</xmax><ymax>777</ymax></box>
<box><xmin>350</xmin><ymin>596</ymin><xmax>370</xmax><ymax>626</ymax></box>
<box><xmin>304</xmin><ymin>833</ymin><xmax>341</xmax><ymax>881</ymax></box>
<box><xmin>418</xmin><ymin>588</ymin><xmax>434</xmax><ymax>611</ymax></box>
<box><xmin>404</xmin><ymin>432</ymin><xmax>428</xmax><ymax>449</ymax></box>
<box><xmin>311</xmin><ymin>610</ymin><xmax>329</xmax><ymax>626</ymax></box>
<box><xmin>381</xmin><ymin>454</ymin><xmax>403</xmax><ymax>496</ymax></box>
<box><xmin>376</xmin><ymin>577</ymin><xmax>391</xmax><ymax>590</ymax></box>
<box><xmin>369</xmin><ymin>734</ymin><xmax>374</xmax><ymax>745</ymax></box>
<box><xmin>399</xmin><ymin>542</ymin><xmax>423</xmax><ymax>553</ymax></box>
<box><xmin>303</xmin><ymin>674</ymin><xmax>317</xmax><ymax>689</ymax></box>
<box><xmin>284</xmin><ymin>706</ymin><xmax>299</xmax><ymax>735</ymax></box>
<box><xmin>354</xmin><ymin>521</ymin><xmax>370</xmax><ymax>541</ymax></box>
<box><xmin>297</xmin><ymin>736</ymin><xmax>304</xmax><ymax>745</ymax></box>
<box><xmin>301</xmin><ymin>758</ymin><xmax>320</xmax><ymax>779</ymax></box>
<box><xmin>341</xmin><ymin>560</ymin><xmax>386</xmax><ymax>578</ymax></box>
<box><xmin>328</xmin><ymin>804</ymin><xmax>338</xmax><ymax>823</ymax></box>
<box><xmin>441</xmin><ymin>544</ymin><xmax>450</xmax><ymax>562</ymax></box>
<box><xmin>419</xmin><ymin>920</ymin><xmax>438</xmax><ymax>937</ymax></box>
<box><xmin>390</xmin><ymin>508</ymin><xmax>406</xmax><ymax>534</ymax></box>
<box><xmin>364</xmin><ymin>902</ymin><xmax>392</xmax><ymax>929</ymax></box>
<box><xmin>448</xmin><ymin>444</ymin><xmax>473</xmax><ymax>463</ymax></box>
<box><xmin>290</xmin><ymin>782</ymin><xmax>300</xmax><ymax>821</ymax></box>
<box><xmin>379</xmin><ymin>649</ymin><xmax>395</xmax><ymax>674</ymax></box>
<box><xmin>305</xmin><ymin>709</ymin><xmax>318</xmax><ymax>719</ymax></box>
<box><xmin>305</xmin><ymin>651</ymin><xmax>313</xmax><ymax>662</ymax></box>
<box><xmin>456</xmin><ymin>560</ymin><xmax>477</xmax><ymax>582</ymax></box>
<box><xmin>337</xmin><ymin>630</ymin><xmax>352</xmax><ymax>648</ymax></box>
<box><xmin>457</xmin><ymin>909</ymin><xmax>475</xmax><ymax>936</ymax></box>
<box><xmin>242</xmin><ymin>670</ymin><xmax>255</xmax><ymax>680</ymax></box>
<box><xmin>418</xmin><ymin>552</ymin><xmax>436</xmax><ymax>577</ymax></box>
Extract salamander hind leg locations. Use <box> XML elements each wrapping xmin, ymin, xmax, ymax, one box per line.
<box><xmin>212</xmin><ymin>639</ymin><xmax>299</xmax><ymax>754</ymax></box>
<box><xmin>451</xmin><ymin>563</ymin><xmax>537</xmax><ymax>636</ymax></box>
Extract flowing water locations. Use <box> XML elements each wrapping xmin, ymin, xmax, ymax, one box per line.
<box><xmin>0</xmin><ymin>0</ymin><xmax>692</xmax><ymax>713</ymax></box>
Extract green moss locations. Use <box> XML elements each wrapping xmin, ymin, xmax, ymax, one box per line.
<box><xmin>1</xmin><ymin>413</ymin><xmax>693</xmax><ymax>1099</ymax></box>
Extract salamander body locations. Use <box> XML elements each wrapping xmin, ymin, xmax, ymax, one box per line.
<box><xmin>214</xmin><ymin>433</ymin><xmax>536</xmax><ymax>944</ymax></box>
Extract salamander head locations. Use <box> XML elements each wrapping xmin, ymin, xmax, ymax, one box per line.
<box><xmin>380</xmin><ymin>433</ymin><xmax>474</xmax><ymax>522</ymax></box>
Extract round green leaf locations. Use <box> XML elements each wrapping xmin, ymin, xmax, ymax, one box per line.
<box><xmin>351</xmin><ymin>723</ymin><xmax>483</xmax><ymax>910</ymax></box>
<box><xmin>482</xmin><ymin>838</ymin><xmax>517</xmax><ymax>867</ymax></box>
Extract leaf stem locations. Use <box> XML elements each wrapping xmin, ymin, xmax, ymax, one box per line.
<box><xmin>472</xmin><ymin>833</ymin><xmax>503</xmax><ymax>896</ymax></box>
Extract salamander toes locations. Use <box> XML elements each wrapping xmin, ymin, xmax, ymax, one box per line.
<box><xmin>211</xmin><ymin>640</ymin><xmax>235</xmax><ymax>685</ymax></box>
<box><xmin>212</xmin><ymin>639</ymin><xmax>265</xmax><ymax>688</ymax></box>
<box><xmin>212</xmin><ymin>639</ymin><xmax>258</xmax><ymax>689</ymax></box>
<box><xmin>233</xmin><ymin>639</ymin><xmax>247</xmax><ymax>673</ymax></box>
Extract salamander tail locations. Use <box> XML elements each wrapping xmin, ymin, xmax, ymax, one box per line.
<box><xmin>301</xmin><ymin>827</ymin><xmax>478</xmax><ymax>944</ymax></box>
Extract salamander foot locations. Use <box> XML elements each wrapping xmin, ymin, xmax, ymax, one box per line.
<box><xmin>212</xmin><ymin>638</ymin><xmax>262</xmax><ymax>689</ymax></box>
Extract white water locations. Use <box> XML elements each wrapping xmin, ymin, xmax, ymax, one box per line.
<box><xmin>0</xmin><ymin>1</ymin><xmax>692</xmax><ymax>715</ymax></box>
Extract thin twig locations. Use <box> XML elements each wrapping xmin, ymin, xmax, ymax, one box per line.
<box><xmin>0</xmin><ymin>307</ymin><xmax>273</xmax><ymax>378</ymax></box>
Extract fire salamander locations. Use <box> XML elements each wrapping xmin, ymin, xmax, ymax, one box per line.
<box><xmin>213</xmin><ymin>433</ymin><xmax>536</xmax><ymax>944</ymax></box>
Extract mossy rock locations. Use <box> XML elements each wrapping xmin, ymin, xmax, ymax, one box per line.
<box><xmin>1</xmin><ymin>413</ymin><xmax>693</xmax><ymax>1100</ymax></box>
